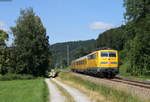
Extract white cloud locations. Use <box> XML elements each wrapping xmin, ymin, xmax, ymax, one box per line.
<box><xmin>0</xmin><ymin>20</ymin><xmax>10</xmax><ymax>32</ymax></box>
<box><xmin>89</xmin><ymin>21</ymin><xmax>114</xmax><ymax>30</ymax></box>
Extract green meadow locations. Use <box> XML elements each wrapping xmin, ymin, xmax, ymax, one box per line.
<box><xmin>0</xmin><ymin>79</ymin><xmax>48</xmax><ymax>102</ymax></box>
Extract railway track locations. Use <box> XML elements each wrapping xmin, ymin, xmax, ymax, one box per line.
<box><xmin>109</xmin><ymin>76</ymin><xmax>150</xmax><ymax>89</ymax></box>
<box><xmin>70</xmin><ymin>71</ymin><xmax>150</xmax><ymax>89</ymax></box>
<box><xmin>69</xmin><ymin>72</ymin><xmax>150</xmax><ymax>101</ymax></box>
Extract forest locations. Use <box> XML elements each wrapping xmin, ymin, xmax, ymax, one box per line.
<box><xmin>0</xmin><ymin>0</ymin><xmax>150</xmax><ymax>77</ymax></box>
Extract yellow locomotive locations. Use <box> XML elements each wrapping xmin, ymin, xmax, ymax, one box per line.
<box><xmin>71</xmin><ymin>49</ymin><xmax>119</xmax><ymax>78</ymax></box>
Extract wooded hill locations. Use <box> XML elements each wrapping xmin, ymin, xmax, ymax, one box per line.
<box><xmin>50</xmin><ymin>39</ymin><xmax>95</xmax><ymax>68</ymax></box>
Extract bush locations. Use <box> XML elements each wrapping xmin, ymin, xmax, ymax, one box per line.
<box><xmin>0</xmin><ymin>74</ymin><xmax>35</xmax><ymax>81</ymax></box>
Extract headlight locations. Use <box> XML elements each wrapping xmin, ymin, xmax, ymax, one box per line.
<box><xmin>100</xmin><ymin>62</ymin><xmax>117</xmax><ymax>64</ymax></box>
<box><xmin>111</xmin><ymin>62</ymin><xmax>117</xmax><ymax>64</ymax></box>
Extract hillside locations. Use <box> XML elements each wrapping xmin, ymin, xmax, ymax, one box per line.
<box><xmin>50</xmin><ymin>39</ymin><xmax>96</xmax><ymax>68</ymax></box>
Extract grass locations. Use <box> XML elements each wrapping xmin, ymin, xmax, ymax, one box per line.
<box><xmin>0</xmin><ymin>78</ymin><xmax>48</xmax><ymax>102</ymax></box>
<box><xmin>59</xmin><ymin>72</ymin><xmax>143</xmax><ymax>102</ymax></box>
<box><xmin>51</xmin><ymin>79</ymin><xmax>75</xmax><ymax>102</ymax></box>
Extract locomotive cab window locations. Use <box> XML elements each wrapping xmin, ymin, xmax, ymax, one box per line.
<box><xmin>101</xmin><ymin>52</ymin><xmax>108</xmax><ymax>57</ymax></box>
<box><xmin>109</xmin><ymin>52</ymin><xmax>116</xmax><ymax>57</ymax></box>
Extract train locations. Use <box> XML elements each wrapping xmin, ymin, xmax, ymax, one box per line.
<box><xmin>70</xmin><ymin>49</ymin><xmax>119</xmax><ymax>78</ymax></box>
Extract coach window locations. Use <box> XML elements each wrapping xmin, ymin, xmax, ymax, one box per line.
<box><xmin>82</xmin><ymin>61</ymin><xmax>84</xmax><ymax>64</ymax></box>
<box><xmin>88</xmin><ymin>55</ymin><xmax>91</xmax><ymax>59</ymax></box>
<box><xmin>93</xmin><ymin>54</ymin><xmax>96</xmax><ymax>59</ymax></box>
<box><xmin>79</xmin><ymin>61</ymin><xmax>81</xmax><ymax>65</ymax></box>
<box><xmin>81</xmin><ymin>61</ymin><xmax>83</xmax><ymax>65</ymax></box>
<box><xmin>88</xmin><ymin>55</ymin><xmax>92</xmax><ymax>59</ymax></box>
<box><xmin>101</xmin><ymin>52</ymin><xmax>108</xmax><ymax>57</ymax></box>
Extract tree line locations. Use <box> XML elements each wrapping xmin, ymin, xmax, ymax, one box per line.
<box><xmin>0</xmin><ymin>8</ymin><xmax>50</xmax><ymax>77</ymax></box>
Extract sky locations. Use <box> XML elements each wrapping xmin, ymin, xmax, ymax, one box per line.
<box><xmin>0</xmin><ymin>0</ymin><xmax>124</xmax><ymax>45</ymax></box>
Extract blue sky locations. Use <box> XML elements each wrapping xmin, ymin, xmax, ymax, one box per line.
<box><xmin>0</xmin><ymin>0</ymin><xmax>124</xmax><ymax>44</ymax></box>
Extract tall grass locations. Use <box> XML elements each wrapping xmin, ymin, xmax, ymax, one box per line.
<box><xmin>0</xmin><ymin>79</ymin><xmax>48</xmax><ymax>102</ymax></box>
<box><xmin>59</xmin><ymin>72</ymin><xmax>143</xmax><ymax>102</ymax></box>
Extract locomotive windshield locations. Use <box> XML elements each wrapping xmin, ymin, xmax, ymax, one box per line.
<box><xmin>109</xmin><ymin>52</ymin><xmax>116</xmax><ymax>57</ymax></box>
<box><xmin>101</xmin><ymin>52</ymin><xmax>116</xmax><ymax>57</ymax></box>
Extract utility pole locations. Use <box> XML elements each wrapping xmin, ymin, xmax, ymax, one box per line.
<box><xmin>67</xmin><ymin>45</ymin><xmax>69</xmax><ymax>66</ymax></box>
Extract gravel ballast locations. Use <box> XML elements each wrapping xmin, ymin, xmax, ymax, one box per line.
<box><xmin>72</xmin><ymin>72</ymin><xmax>150</xmax><ymax>102</ymax></box>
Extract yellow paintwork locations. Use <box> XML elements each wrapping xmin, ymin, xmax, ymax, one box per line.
<box><xmin>71</xmin><ymin>50</ymin><xmax>119</xmax><ymax>70</ymax></box>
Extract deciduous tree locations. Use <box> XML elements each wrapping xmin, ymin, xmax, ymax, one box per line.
<box><xmin>11</xmin><ymin>8</ymin><xmax>50</xmax><ymax>76</ymax></box>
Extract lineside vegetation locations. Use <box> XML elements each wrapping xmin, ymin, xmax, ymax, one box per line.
<box><xmin>59</xmin><ymin>72</ymin><xmax>143</xmax><ymax>102</ymax></box>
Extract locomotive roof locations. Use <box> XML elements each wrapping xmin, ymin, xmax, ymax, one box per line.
<box><xmin>72</xmin><ymin>49</ymin><xmax>117</xmax><ymax>63</ymax></box>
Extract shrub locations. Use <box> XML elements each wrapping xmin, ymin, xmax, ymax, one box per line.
<box><xmin>0</xmin><ymin>74</ymin><xmax>35</xmax><ymax>81</ymax></box>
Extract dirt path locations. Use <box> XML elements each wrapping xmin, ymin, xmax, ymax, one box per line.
<box><xmin>45</xmin><ymin>79</ymin><xmax>65</xmax><ymax>102</ymax></box>
<box><xmin>45</xmin><ymin>78</ymin><xmax>92</xmax><ymax>102</ymax></box>
<box><xmin>52</xmin><ymin>78</ymin><xmax>92</xmax><ymax>102</ymax></box>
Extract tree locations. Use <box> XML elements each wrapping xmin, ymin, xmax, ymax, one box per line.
<box><xmin>61</xmin><ymin>59</ymin><xmax>67</xmax><ymax>68</ymax></box>
<box><xmin>96</xmin><ymin>26</ymin><xmax>127</xmax><ymax>51</ymax></box>
<box><xmin>11</xmin><ymin>8</ymin><xmax>50</xmax><ymax>76</ymax></box>
<box><xmin>124</xmin><ymin>0</ymin><xmax>150</xmax><ymax>21</ymax></box>
<box><xmin>126</xmin><ymin>15</ymin><xmax>150</xmax><ymax>75</ymax></box>
<box><xmin>74</xmin><ymin>47</ymin><xmax>89</xmax><ymax>58</ymax></box>
<box><xmin>0</xmin><ymin>30</ymin><xmax>8</xmax><ymax>74</ymax></box>
<box><xmin>123</xmin><ymin>0</ymin><xmax>150</xmax><ymax>76</ymax></box>
<box><xmin>0</xmin><ymin>30</ymin><xmax>8</xmax><ymax>47</ymax></box>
